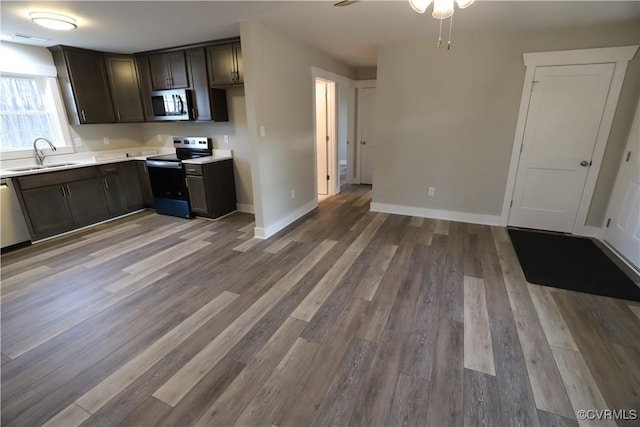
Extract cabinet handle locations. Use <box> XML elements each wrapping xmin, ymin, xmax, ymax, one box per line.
<box><xmin>103</xmin><ymin>179</ymin><xmax>109</xmax><ymax>191</ymax></box>
<box><xmin>66</xmin><ymin>185</ymin><xmax>71</xmax><ymax>197</ymax></box>
<box><xmin>81</xmin><ymin>109</ymin><xmax>87</xmax><ymax>122</ymax></box>
<box><xmin>117</xmin><ymin>111</ymin><xmax>121</xmax><ymax>121</ymax></box>
<box><xmin>184</xmin><ymin>178</ymin><xmax>189</xmax><ymax>188</ymax></box>
<box><xmin>186</xmin><ymin>168</ymin><xmax>196</xmax><ymax>173</ymax></box>
<box><xmin>61</xmin><ymin>186</ymin><xmax>66</xmax><ymax>198</ymax></box>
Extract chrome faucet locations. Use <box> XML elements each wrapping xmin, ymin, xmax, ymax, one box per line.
<box><xmin>33</xmin><ymin>137</ymin><xmax>57</xmax><ymax>165</ymax></box>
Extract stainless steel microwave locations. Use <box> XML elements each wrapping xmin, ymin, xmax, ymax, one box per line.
<box><xmin>150</xmin><ymin>89</ymin><xmax>194</xmax><ymax>121</ymax></box>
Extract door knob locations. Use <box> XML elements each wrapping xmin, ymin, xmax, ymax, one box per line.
<box><xmin>580</xmin><ymin>160</ymin><xmax>590</xmax><ymax>167</ymax></box>
<box><xmin>361</xmin><ymin>141</ymin><xmax>366</xmax><ymax>145</ymax></box>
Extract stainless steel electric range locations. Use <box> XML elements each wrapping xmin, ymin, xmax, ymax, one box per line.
<box><xmin>146</xmin><ymin>137</ymin><xmax>212</xmax><ymax>218</ymax></box>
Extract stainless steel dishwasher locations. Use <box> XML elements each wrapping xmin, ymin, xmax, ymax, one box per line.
<box><xmin>1</xmin><ymin>178</ymin><xmax>31</xmax><ymax>249</ymax></box>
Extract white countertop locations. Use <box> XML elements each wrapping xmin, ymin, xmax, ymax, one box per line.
<box><xmin>0</xmin><ymin>148</ymin><xmax>233</xmax><ymax>178</ymax></box>
<box><xmin>0</xmin><ymin>150</ymin><xmax>166</xmax><ymax>179</ymax></box>
<box><xmin>182</xmin><ymin>149</ymin><xmax>233</xmax><ymax>165</ymax></box>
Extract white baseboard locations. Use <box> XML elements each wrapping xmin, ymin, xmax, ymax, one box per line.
<box><xmin>370</xmin><ymin>202</ymin><xmax>503</xmax><ymax>226</ymax></box>
<box><xmin>237</xmin><ymin>203</ymin><xmax>255</xmax><ymax>214</ymax></box>
<box><xmin>253</xmin><ymin>199</ymin><xmax>318</xmax><ymax>240</ymax></box>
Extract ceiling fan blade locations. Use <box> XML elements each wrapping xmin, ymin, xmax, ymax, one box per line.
<box><xmin>334</xmin><ymin>0</ymin><xmax>359</xmax><ymax>6</ymax></box>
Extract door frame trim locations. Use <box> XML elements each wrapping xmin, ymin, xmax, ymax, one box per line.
<box><xmin>311</xmin><ymin>67</ymin><xmax>356</xmax><ymax>197</ymax></box>
<box><xmin>500</xmin><ymin>45</ymin><xmax>638</xmax><ymax>237</ymax></box>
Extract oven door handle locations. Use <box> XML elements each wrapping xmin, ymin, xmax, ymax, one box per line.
<box><xmin>146</xmin><ymin>160</ymin><xmax>183</xmax><ymax>169</ymax></box>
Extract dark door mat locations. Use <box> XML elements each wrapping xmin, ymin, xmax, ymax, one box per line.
<box><xmin>507</xmin><ymin>228</ymin><xmax>640</xmax><ymax>302</ymax></box>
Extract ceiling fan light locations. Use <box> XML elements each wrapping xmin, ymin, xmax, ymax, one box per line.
<box><xmin>29</xmin><ymin>12</ymin><xmax>77</xmax><ymax>31</ymax></box>
<box><xmin>432</xmin><ymin>0</ymin><xmax>454</xmax><ymax>19</ymax></box>
<box><xmin>408</xmin><ymin>0</ymin><xmax>433</xmax><ymax>14</ymax></box>
<box><xmin>455</xmin><ymin>0</ymin><xmax>475</xmax><ymax>9</ymax></box>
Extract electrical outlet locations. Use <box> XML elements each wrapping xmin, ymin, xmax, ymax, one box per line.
<box><xmin>291</xmin><ymin>189</ymin><xmax>295</xmax><ymax>199</ymax></box>
<box><xmin>74</xmin><ymin>137</ymin><xmax>82</xmax><ymax>147</ymax></box>
<box><xmin>224</xmin><ymin>135</ymin><xmax>229</xmax><ymax>144</ymax></box>
<box><xmin>103</xmin><ymin>137</ymin><xmax>110</xmax><ymax>145</ymax></box>
<box><xmin>428</xmin><ymin>187</ymin><xmax>435</xmax><ymax>197</ymax></box>
<box><xmin>260</xmin><ymin>126</ymin><xmax>266</xmax><ymax>137</ymax></box>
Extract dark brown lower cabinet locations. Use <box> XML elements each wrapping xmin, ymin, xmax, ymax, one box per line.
<box><xmin>185</xmin><ymin>159</ymin><xmax>236</xmax><ymax>219</ymax></box>
<box><xmin>186</xmin><ymin>175</ymin><xmax>208</xmax><ymax>214</ymax></box>
<box><xmin>65</xmin><ymin>178</ymin><xmax>110</xmax><ymax>226</ymax></box>
<box><xmin>17</xmin><ymin>172</ymin><xmax>108</xmax><ymax>240</ymax></box>
<box><xmin>100</xmin><ymin>164</ymin><xmax>128</xmax><ymax>215</ymax></box>
<box><xmin>121</xmin><ymin>161</ymin><xmax>144</xmax><ymax>209</ymax></box>
<box><xmin>20</xmin><ymin>185</ymin><xmax>74</xmax><ymax>238</ymax></box>
<box><xmin>136</xmin><ymin>160</ymin><xmax>154</xmax><ymax>208</ymax></box>
<box><xmin>15</xmin><ymin>161</ymin><xmax>148</xmax><ymax>241</ymax></box>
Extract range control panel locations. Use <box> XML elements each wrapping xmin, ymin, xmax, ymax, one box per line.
<box><xmin>173</xmin><ymin>136</ymin><xmax>212</xmax><ymax>150</ymax></box>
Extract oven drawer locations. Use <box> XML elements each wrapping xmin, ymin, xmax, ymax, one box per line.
<box><xmin>184</xmin><ymin>164</ymin><xmax>203</xmax><ymax>176</ymax></box>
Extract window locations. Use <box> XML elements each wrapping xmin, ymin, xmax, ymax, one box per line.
<box><xmin>0</xmin><ymin>76</ymin><xmax>55</xmax><ymax>149</ymax></box>
<box><xmin>0</xmin><ymin>74</ymin><xmax>71</xmax><ymax>158</ymax></box>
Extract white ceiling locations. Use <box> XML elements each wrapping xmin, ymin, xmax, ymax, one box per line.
<box><xmin>1</xmin><ymin>1</ymin><xmax>639</xmax><ymax>67</ymax></box>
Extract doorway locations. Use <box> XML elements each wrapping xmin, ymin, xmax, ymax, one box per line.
<box><xmin>315</xmin><ymin>78</ymin><xmax>336</xmax><ymax>196</ymax></box>
<box><xmin>604</xmin><ymin>99</ymin><xmax>640</xmax><ymax>270</ymax></box>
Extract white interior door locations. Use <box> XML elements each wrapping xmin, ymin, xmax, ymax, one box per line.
<box><xmin>316</xmin><ymin>79</ymin><xmax>329</xmax><ymax>195</ymax></box>
<box><xmin>509</xmin><ymin>63</ymin><xmax>615</xmax><ymax>232</ymax></box>
<box><xmin>358</xmin><ymin>87</ymin><xmax>375</xmax><ymax>185</ymax></box>
<box><xmin>605</xmin><ymin>100</ymin><xmax>640</xmax><ymax>269</ymax></box>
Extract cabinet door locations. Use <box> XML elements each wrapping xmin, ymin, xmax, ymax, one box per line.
<box><xmin>166</xmin><ymin>51</ymin><xmax>188</xmax><ymax>88</ymax></box>
<box><xmin>233</xmin><ymin>44</ymin><xmax>243</xmax><ymax>83</ymax></box>
<box><xmin>137</xmin><ymin>161</ymin><xmax>154</xmax><ymax>208</ymax></box>
<box><xmin>64</xmin><ymin>49</ymin><xmax>115</xmax><ymax>124</ymax></box>
<box><xmin>207</xmin><ymin>45</ymin><xmax>236</xmax><ymax>86</ymax></box>
<box><xmin>202</xmin><ymin>159</ymin><xmax>237</xmax><ymax>218</ymax></box>
<box><xmin>186</xmin><ymin>48</ymin><xmax>211</xmax><ymax>121</ymax></box>
<box><xmin>66</xmin><ymin>178</ymin><xmax>109</xmax><ymax>226</ymax></box>
<box><xmin>135</xmin><ymin>56</ymin><xmax>155</xmax><ymax>121</ymax></box>
<box><xmin>102</xmin><ymin>174</ymin><xmax>128</xmax><ymax>215</ymax></box>
<box><xmin>21</xmin><ymin>185</ymin><xmax>73</xmax><ymax>238</ymax></box>
<box><xmin>121</xmin><ymin>161</ymin><xmax>144</xmax><ymax>210</ymax></box>
<box><xmin>186</xmin><ymin>175</ymin><xmax>209</xmax><ymax>215</ymax></box>
<box><xmin>148</xmin><ymin>53</ymin><xmax>171</xmax><ymax>90</ymax></box>
<box><xmin>105</xmin><ymin>56</ymin><xmax>144</xmax><ymax>122</ymax></box>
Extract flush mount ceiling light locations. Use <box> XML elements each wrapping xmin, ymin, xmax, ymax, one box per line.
<box><xmin>408</xmin><ymin>0</ymin><xmax>474</xmax><ymax>49</ymax></box>
<box><xmin>29</xmin><ymin>12</ymin><xmax>77</xmax><ymax>31</ymax></box>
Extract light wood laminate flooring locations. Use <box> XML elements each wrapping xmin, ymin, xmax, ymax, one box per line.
<box><xmin>1</xmin><ymin>185</ymin><xmax>639</xmax><ymax>427</ymax></box>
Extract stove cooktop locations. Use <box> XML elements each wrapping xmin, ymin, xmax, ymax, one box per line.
<box><xmin>146</xmin><ymin>153</ymin><xmax>205</xmax><ymax>162</ymax></box>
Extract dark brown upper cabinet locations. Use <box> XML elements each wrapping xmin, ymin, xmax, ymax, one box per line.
<box><xmin>148</xmin><ymin>51</ymin><xmax>188</xmax><ymax>90</ymax></box>
<box><xmin>186</xmin><ymin>48</ymin><xmax>229</xmax><ymax>122</ymax></box>
<box><xmin>104</xmin><ymin>55</ymin><xmax>144</xmax><ymax>122</ymax></box>
<box><xmin>49</xmin><ymin>46</ymin><xmax>115</xmax><ymax>125</ymax></box>
<box><xmin>207</xmin><ymin>43</ymin><xmax>243</xmax><ymax>86</ymax></box>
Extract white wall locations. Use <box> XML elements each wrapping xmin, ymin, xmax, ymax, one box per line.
<box><xmin>0</xmin><ymin>41</ymin><xmax>56</xmax><ymax>76</ymax></box>
<box><xmin>240</xmin><ymin>21</ymin><xmax>355</xmax><ymax>238</ymax></box>
<box><xmin>372</xmin><ymin>22</ymin><xmax>640</xmax><ymax>226</ymax></box>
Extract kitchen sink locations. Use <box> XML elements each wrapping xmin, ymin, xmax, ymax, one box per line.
<box><xmin>7</xmin><ymin>163</ymin><xmax>80</xmax><ymax>172</ymax></box>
